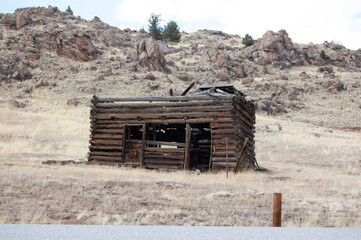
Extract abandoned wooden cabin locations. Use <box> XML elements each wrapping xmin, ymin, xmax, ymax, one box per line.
<box><xmin>88</xmin><ymin>84</ymin><xmax>257</xmax><ymax>171</ymax></box>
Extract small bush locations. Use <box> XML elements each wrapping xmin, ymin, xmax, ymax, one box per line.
<box><xmin>163</xmin><ymin>21</ymin><xmax>181</xmax><ymax>42</ymax></box>
<box><xmin>66</xmin><ymin>6</ymin><xmax>73</xmax><ymax>15</ymax></box>
<box><xmin>320</xmin><ymin>50</ymin><xmax>326</xmax><ymax>60</ymax></box>
<box><xmin>242</xmin><ymin>34</ymin><xmax>254</xmax><ymax>47</ymax></box>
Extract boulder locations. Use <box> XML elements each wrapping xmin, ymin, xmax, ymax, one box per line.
<box><xmin>217</xmin><ymin>53</ymin><xmax>230</xmax><ymax>70</ymax></box>
<box><xmin>1</xmin><ymin>14</ymin><xmax>16</xmax><ymax>30</ymax></box>
<box><xmin>16</xmin><ymin>13</ymin><xmax>31</xmax><ymax>29</ymax></box>
<box><xmin>135</xmin><ymin>38</ymin><xmax>165</xmax><ymax>71</ymax></box>
<box><xmin>35</xmin><ymin>31</ymin><xmax>98</xmax><ymax>61</ymax></box>
<box><xmin>252</xmin><ymin>30</ymin><xmax>300</xmax><ymax>66</ymax></box>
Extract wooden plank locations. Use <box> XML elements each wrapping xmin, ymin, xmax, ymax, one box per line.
<box><xmin>141</xmin><ymin>124</ymin><xmax>146</xmax><ymax>167</ymax></box>
<box><xmin>234</xmin><ymin>138</ymin><xmax>249</xmax><ymax>173</ymax></box>
<box><xmin>180</xmin><ymin>81</ymin><xmax>195</xmax><ymax>96</ymax></box>
<box><xmin>184</xmin><ymin>123</ymin><xmax>191</xmax><ymax>170</ymax></box>
<box><xmin>96</xmin><ymin>95</ymin><xmax>234</xmax><ymax>102</ymax></box>
<box><xmin>121</xmin><ymin>125</ymin><xmax>127</xmax><ymax>165</ymax></box>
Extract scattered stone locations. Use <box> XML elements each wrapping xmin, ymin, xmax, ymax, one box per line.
<box><xmin>175</xmin><ymin>73</ymin><xmax>189</xmax><ymax>81</ymax></box>
<box><xmin>35</xmin><ymin>80</ymin><xmax>49</xmax><ymax>88</ymax></box>
<box><xmin>7</xmin><ymin>99</ymin><xmax>25</xmax><ymax>108</ymax></box>
<box><xmin>1</xmin><ymin>14</ymin><xmax>16</xmax><ymax>30</ymax></box>
<box><xmin>329</xmin><ymin>202</ymin><xmax>348</xmax><ymax>213</ymax></box>
<box><xmin>318</xmin><ymin>66</ymin><xmax>333</xmax><ymax>73</ymax></box>
<box><xmin>66</xmin><ymin>99</ymin><xmax>79</xmax><ymax>107</ymax></box>
<box><xmin>144</xmin><ymin>73</ymin><xmax>156</xmax><ymax>80</ymax></box>
<box><xmin>99</xmin><ymin>68</ymin><xmax>112</xmax><ymax>76</ymax></box>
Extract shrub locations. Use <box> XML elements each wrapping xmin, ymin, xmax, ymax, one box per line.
<box><xmin>320</xmin><ymin>50</ymin><xmax>326</xmax><ymax>60</ymax></box>
<box><xmin>148</xmin><ymin>13</ymin><xmax>163</xmax><ymax>40</ymax></box>
<box><xmin>242</xmin><ymin>34</ymin><xmax>254</xmax><ymax>47</ymax></box>
<box><xmin>66</xmin><ymin>6</ymin><xmax>73</xmax><ymax>15</ymax></box>
<box><xmin>163</xmin><ymin>21</ymin><xmax>181</xmax><ymax>42</ymax></box>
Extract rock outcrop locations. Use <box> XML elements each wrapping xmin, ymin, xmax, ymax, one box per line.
<box><xmin>135</xmin><ymin>38</ymin><xmax>165</xmax><ymax>71</ymax></box>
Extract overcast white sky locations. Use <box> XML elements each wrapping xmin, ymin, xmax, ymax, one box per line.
<box><xmin>2</xmin><ymin>0</ymin><xmax>361</xmax><ymax>49</ymax></box>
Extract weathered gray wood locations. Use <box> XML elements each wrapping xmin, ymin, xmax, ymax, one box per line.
<box><xmin>180</xmin><ymin>81</ymin><xmax>195</xmax><ymax>96</ymax></box>
<box><xmin>146</xmin><ymin>140</ymin><xmax>185</xmax><ymax>147</ymax></box>
<box><xmin>234</xmin><ymin>138</ymin><xmax>249</xmax><ymax>173</ymax></box>
<box><xmin>184</xmin><ymin>123</ymin><xmax>191</xmax><ymax>170</ymax></box>
<box><xmin>96</xmin><ymin>95</ymin><xmax>233</xmax><ymax>102</ymax></box>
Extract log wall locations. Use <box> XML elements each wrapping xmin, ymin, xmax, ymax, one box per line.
<box><xmin>88</xmin><ymin>93</ymin><xmax>256</xmax><ymax>171</ymax></box>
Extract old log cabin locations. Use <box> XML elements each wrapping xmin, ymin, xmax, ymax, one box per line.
<box><xmin>88</xmin><ymin>84</ymin><xmax>257</xmax><ymax>171</ymax></box>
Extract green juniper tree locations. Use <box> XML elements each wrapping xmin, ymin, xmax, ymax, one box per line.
<box><xmin>163</xmin><ymin>21</ymin><xmax>181</xmax><ymax>42</ymax></box>
<box><xmin>66</xmin><ymin>6</ymin><xmax>73</xmax><ymax>15</ymax></box>
<box><xmin>242</xmin><ymin>34</ymin><xmax>254</xmax><ymax>47</ymax></box>
<box><xmin>148</xmin><ymin>13</ymin><xmax>163</xmax><ymax>40</ymax></box>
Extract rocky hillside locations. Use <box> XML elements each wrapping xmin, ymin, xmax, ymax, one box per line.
<box><xmin>1</xmin><ymin>6</ymin><xmax>361</xmax><ymax>128</ymax></box>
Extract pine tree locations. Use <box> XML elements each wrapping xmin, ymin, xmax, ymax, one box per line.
<box><xmin>242</xmin><ymin>34</ymin><xmax>254</xmax><ymax>47</ymax></box>
<box><xmin>148</xmin><ymin>13</ymin><xmax>163</xmax><ymax>40</ymax></box>
<box><xmin>163</xmin><ymin>21</ymin><xmax>181</xmax><ymax>42</ymax></box>
<box><xmin>66</xmin><ymin>6</ymin><xmax>73</xmax><ymax>15</ymax></box>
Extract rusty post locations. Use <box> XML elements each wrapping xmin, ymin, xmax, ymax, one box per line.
<box><xmin>226</xmin><ymin>136</ymin><xmax>228</xmax><ymax>179</ymax></box>
<box><xmin>272</xmin><ymin>193</ymin><xmax>282</xmax><ymax>227</ymax></box>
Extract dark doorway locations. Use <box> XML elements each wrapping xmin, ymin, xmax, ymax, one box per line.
<box><xmin>189</xmin><ymin>123</ymin><xmax>211</xmax><ymax>171</ymax></box>
<box><xmin>123</xmin><ymin>125</ymin><xmax>145</xmax><ymax>165</ymax></box>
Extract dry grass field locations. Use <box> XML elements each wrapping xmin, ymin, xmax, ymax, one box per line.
<box><xmin>0</xmin><ymin>102</ymin><xmax>360</xmax><ymax>227</ymax></box>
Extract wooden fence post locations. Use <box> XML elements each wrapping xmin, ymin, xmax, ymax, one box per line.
<box><xmin>273</xmin><ymin>193</ymin><xmax>282</xmax><ymax>227</ymax></box>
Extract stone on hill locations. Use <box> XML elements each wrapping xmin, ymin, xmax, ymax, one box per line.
<box><xmin>16</xmin><ymin>13</ymin><xmax>32</xmax><ymax>29</ymax></box>
<box><xmin>1</xmin><ymin>14</ymin><xmax>16</xmax><ymax>30</ymax></box>
<box><xmin>135</xmin><ymin>38</ymin><xmax>165</xmax><ymax>71</ymax></box>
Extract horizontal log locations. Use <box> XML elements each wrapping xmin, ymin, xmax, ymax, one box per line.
<box><xmin>96</xmin><ymin>95</ymin><xmax>234</xmax><ymax>102</ymax></box>
<box><xmin>93</xmin><ymin>112</ymin><xmax>233</xmax><ymax>120</ymax></box>
<box><xmin>90</xmin><ymin>134</ymin><xmax>123</xmax><ymax>139</ymax></box>
<box><xmin>212</xmin><ymin>162</ymin><xmax>237</xmax><ymax>168</ymax></box>
<box><xmin>211</xmin><ymin>157</ymin><xmax>237</xmax><ymax>162</ymax></box>
<box><xmin>235</xmin><ymin>101</ymin><xmax>255</xmax><ymax>123</ymax></box>
<box><xmin>210</xmin><ymin>123</ymin><xmax>234</xmax><ymax>129</ymax></box>
<box><xmin>93</xmin><ymin>117</ymin><xmax>232</xmax><ymax>125</ymax></box>
<box><xmin>146</xmin><ymin>140</ymin><xmax>185</xmax><ymax>147</ymax></box>
<box><xmin>213</xmin><ymin>145</ymin><xmax>236</xmax><ymax>150</ymax></box>
<box><xmin>96</xmin><ymin>100</ymin><xmax>233</xmax><ymax>108</ymax></box>
<box><xmin>145</xmin><ymin>152</ymin><xmax>184</xmax><ymax>157</ymax></box>
<box><xmin>94</xmin><ymin>105</ymin><xmax>233</xmax><ymax>114</ymax></box>
<box><xmin>90</xmin><ymin>151</ymin><xmax>122</xmax><ymax>156</ymax></box>
<box><xmin>144</xmin><ymin>159</ymin><xmax>184</xmax><ymax>164</ymax></box>
<box><xmin>89</xmin><ymin>155</ymin><xmax>121</xmax><ymax>162</ymax></box>
<box><xmin>212</xmin><ymin>151</ymin><xmax>236</xmax><ymax>157</ymax></box>
<box><xmin>144</xmin><ymin>164</ymin><xmax>183</xmax><ymax>170</ymax></box>
<box><xmin>90</xmin><ymin>139</ymin><xmax>122</xmax><ymax>145</ymax></box>
<box><xmin>92</xmin><ymin>129</ymin><xmax>124</xmax><ymax>133</ymax></box>
<box><xmin>211</xmin><ymin>128</ymin><xmax>235</xmax><ymax>134</ymax></box>
<box><xmin>90</xmin><ymin>145</ymin><xmax>122</xmax><ymax>150</ymax></box>
<box><xmin>145</xmin><ymin>148</ymin><xmax>184</xmax><ymax>153</ymax></box>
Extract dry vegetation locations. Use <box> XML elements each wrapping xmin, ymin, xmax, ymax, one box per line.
<box><xmin>0</xmin><ymin>102</ymin><xmax>360</xmax><ymax>227</ymax></box>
